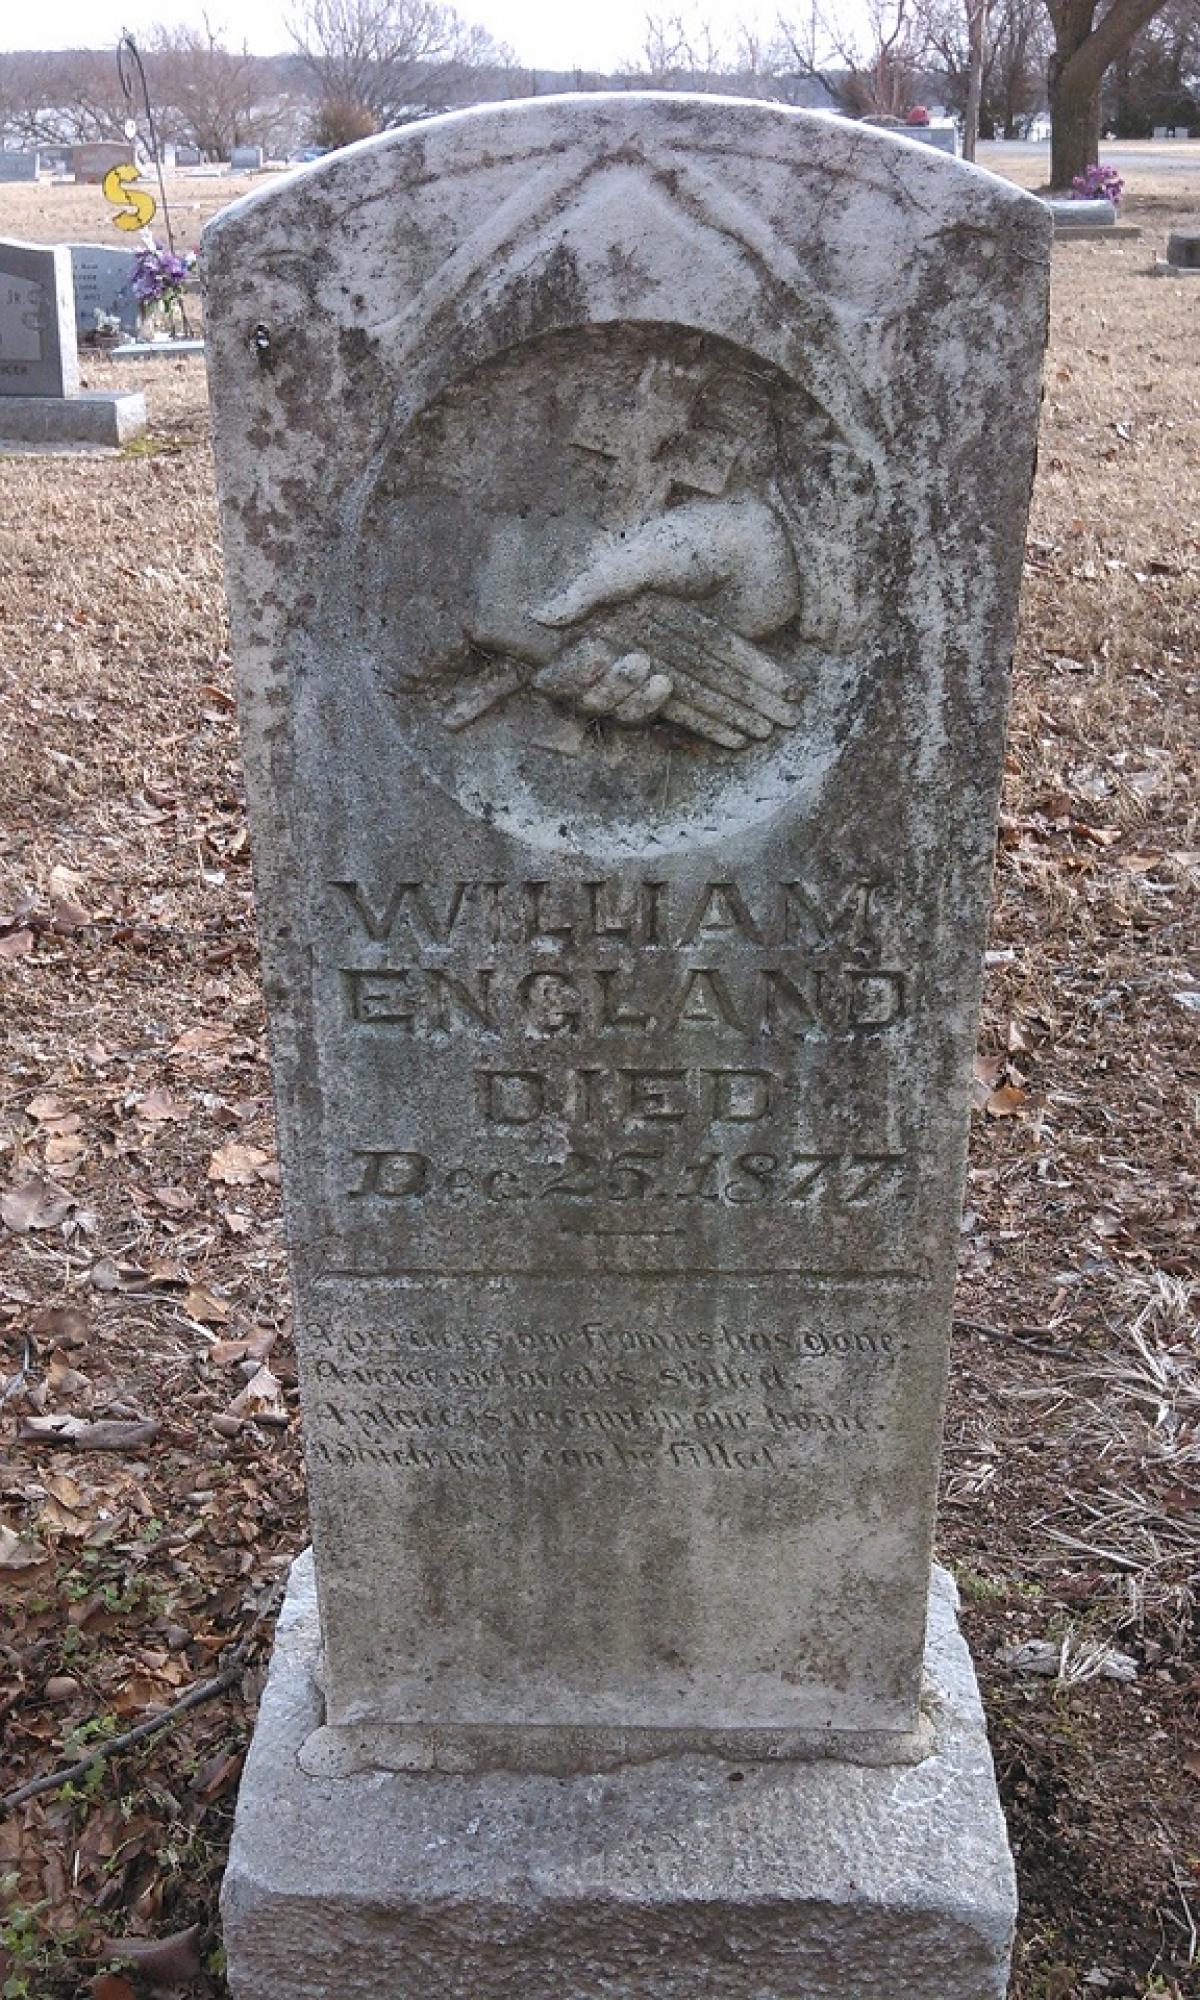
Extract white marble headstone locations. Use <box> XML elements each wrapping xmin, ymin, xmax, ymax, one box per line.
<box><xmin>0</xmin><ymin>240</ymin><xmax>79</xmax><ymax>398</ymax></box>
<box><xmin>203</xmin><ymin>96</ymin><xmax>1050</xmax><ymax>1774</ymax></box>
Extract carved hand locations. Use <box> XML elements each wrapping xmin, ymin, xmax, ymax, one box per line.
<box><xmin>527</xmin><ymin>496</ymin><xmax>803</xmax><ymax>748</ymax></box>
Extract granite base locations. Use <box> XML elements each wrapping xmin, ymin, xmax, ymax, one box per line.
<box><xmin>0</xmin><ymin>390</ymin><xmax>146</xmax><ymax>445</ymax></box>
<box><xmin>221</xmin><ymin>1553</ymin><xmax>1017</xmax><ymax>1999</ymax></box>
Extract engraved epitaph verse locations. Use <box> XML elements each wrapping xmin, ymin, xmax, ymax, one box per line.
<box><xmin>202</xmin><ymin>97</ymin><xmax>1049</xmax><ymax>1760</ymax></box>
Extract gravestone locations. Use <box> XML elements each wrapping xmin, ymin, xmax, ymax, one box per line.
<box><xmin>1167</xmin><ymin>228</ymin><xmax>1200</xmax><ymax>267</ymax></box>
<box><xmin>0</xmin><ymin>239</ymin><xmax>144</xmax><ymax>445</ymax></box>
<box><xmin>71</xmin><ymin>141</ymin><xmax>134</xmax><ymax>184</ymax></box>
<box><xmin>229</xmin><ymin>144</ymin><xmax>264</xmax><ymax>170</ymax></box>
<box><xmin>0</xmin><ymin>241</ymin><xmax>78</xmax><ymax>397</ymax></box>
<box><xmin>204</xmin><ymin>95</ymin><xmax>1049</xmax><ymax>1999</ymax></box>
<box><xmin>1045</xmin><ymin>196</ymin><xmax>1140</xmax><ymax>242</ymax></box>
<box><xmin>0</xmin><ymin>150</ymin><xmax>38</xmax><ymax>182</ymax></box>
<box><xmin>906</xmin><ymin>122</ymin><xmax>958</xmax><ymax>154</ymax></box>
<box><xmin>1049</xmin><ymin>195</ymin><xmax>1116</xmax><ymax>226</ymax></box>
<box><xmin>175</xmin><ymin>144</ymin><xmax>202</xmax><ymax>167</ymax></box>
<box><xmin>1155</xmin><ymin>227</ymin><xmax>1200</xmax><ymax>276</ymax></box>
<box><xmin>69</xmin><ymin>242</ymin><xmax>140</xmax><ymax>338</ymax></box>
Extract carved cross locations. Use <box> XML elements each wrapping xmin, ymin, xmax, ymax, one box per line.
<box><xmin>569</xmin><ymin>360</ymin><xmax>744</xmax><ymax>519</ymax></box>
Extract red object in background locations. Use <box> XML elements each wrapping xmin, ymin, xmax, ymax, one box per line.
<box><xmin>906</xmin><ymin>106</ymin><xmax>931</xmax><ymax>125</ymax></box>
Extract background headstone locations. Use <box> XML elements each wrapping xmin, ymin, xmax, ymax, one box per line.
<box><xmin>1048</xmin><ymin>196</ymin><xmax>1116</xmax><ymax>226</ymax></box>
<box><xmin>175</xmin><ymin>144</ymin><xmax>202</xmax><ymax>167</ymax></box>
<box><xmin>0</xmin><ymin>151</ymin><xmax>39</xmax><ymax>182</ymax></box>
<box><xmin>229</xmin><ymin>145</ymin><xmax>264</xmax><ymax>171</ymax></box>
<box><xmin>1167</xmin><ymin>228</ymin><xmax>1200</xmax><ymax>268</ymax></box>
<box><xmin>905</xmin><ymin>123</ymin><xmax>959</xmax><ymax>154</ymax></box>
<box><xmin>71</xmin><ymin>142</ymin><xmax>134</xmax><ymax>185</ymax></box>
<box><xmin>69</xmin><ymin>243</ymin><xmax>140</xmax><ymax>338</ymax></box>
<box><xmin>0</xmin><ymin>239</ymin><xmax>78</xmax><ymax>398</ymax></box>
<box><xmin>0</xmin><ymin>237</ymin><xmax>146</xmax><ymax>442</ymax></box>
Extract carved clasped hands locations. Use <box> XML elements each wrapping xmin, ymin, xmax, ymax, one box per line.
<box><xmin>459</xmin><ymin>494</ymin><xmax>810</xmax><ymax>751</ymax></box>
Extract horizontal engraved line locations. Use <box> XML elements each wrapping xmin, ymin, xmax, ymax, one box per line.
<box><xmin>557</xmin><ymin>1224</ymin><xmax>687</xmax><ymax>1237</ymax></box>
<box><xmin>315</xmin><ymin>1266</ymin><xmax>927</xmax><ymax>1282</ymax></box>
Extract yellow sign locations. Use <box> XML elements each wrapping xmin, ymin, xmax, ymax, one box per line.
<box><xmin>102</xmin><ymin>162</ymin><xmax>156</xmax><ymax>232</ymax></box>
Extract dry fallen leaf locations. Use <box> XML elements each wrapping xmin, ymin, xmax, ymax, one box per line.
<box><xmin>0</xmin><ymin>928</ymin><xmax>33</xmax><ymax>960</ymax></box>
<box><xmin>102</xmin><ymin>1925</ymin><xmax>202</xmax><ymax>1985</ymax></box>
<box><xmin>90</xmin><ymin>1973</ymin><xmax>137</xmax><ymax>2000</ymax></box>
<box><xmin>1</xmin><ymin>1177</ymin><xmax>74</xmax><ymax>1233</ymax></box>
<box><xmin>227</xmin><ymin>1364</ymin><xmax>287</xmax><ymax>1425</ymax></box>
<box><xmin>19</xmin><ymin>1415</ymin><xmax>161</xmax><ymax>1452</ymax></box>
<box><xmin>986</xmin><ymin>1082</ymin><xmax>1029</xmax><ymax>1119</ymax></box>
<box><xmin>135</xmin><ymin>1087</ymin><xmax>187</xmax><ymax>1123</ymax></box>
<box><xmin>208</xmin><ymin>1141</ymin><xmax>272</xmax><ymax>1186</ymax></box>
<box><xmin>0</xmin><ymin>1521</ymin><xmax>49</xmax><ymax>1569</ymax></box>
<box><xmin>183</xmin><ymin>1284</ymin><xmax>232</xmax><ymax>1324</ymax></box>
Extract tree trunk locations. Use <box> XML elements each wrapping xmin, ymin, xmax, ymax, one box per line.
<box><xmin>1047</xmin><ymin>0</ymin><xmax>1172</xmax><ymax>188</ymax></box>
<box><xmin>963</xmin><ymin>0</ymin><xmax>986</xmax><ymax>160</ymax></box>
<box><xmin>1049</xmin><ymin>50</ymin><xmax>1101</xmax><ymax>185</ymax></box>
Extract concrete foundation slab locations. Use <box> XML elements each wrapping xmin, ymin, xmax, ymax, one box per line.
<box><xmin>0</xmin><ymin>389</ymin><xmax>146</xmax><ymax>445</ymax></box>
<box><xmin>222</xmin><ymin>1554</ymin><xmax>1017</xmax><ymax>2000</ymax></box>
<box><xmin>111</xmin><ymin>338</ymin><xmax>205</xmax><ymax>360</ymax></box>
<box><xmin>1053</xmin><ymin>223</ymin><xmax>1142</xmax><ymax>240</ymax></box>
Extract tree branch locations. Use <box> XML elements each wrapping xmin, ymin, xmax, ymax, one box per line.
<box><xmin>0</xmin><ymin>1578</ymin><xmax>284</xmax><ymax>1817</ymax></box>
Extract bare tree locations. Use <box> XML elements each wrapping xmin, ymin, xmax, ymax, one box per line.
<box><xmin>778</xmin><ymin>0</ymin><xmax>931</xmax><ymax>115</ymax></box>
<box><xmin>625</xmin><ymin>11</ymin><xmax>731</xmax><ymax>86</ymax></box>
<box><xmin>990</xmin><ymin>0</ymin><xmax>1052</xmax><ymax>132</ymax></box>
<box><xmin>1045</xmin><ymin>0</ymin><xmax>1171</xmax><ymax>183</ymax></box>
<box><xmin>961</xmin><ymin>0</ymin><xmax>991</xmax><ymax>154</ymax></box>
<box><xmin>289</xmin><ymin>0</ymin><xmax>508</xmax><ymax>132</ymax></box>
<box><xmin>145</xmin><ymin>21</ymin><xmax>287</xmax><ymax>158</ymax></box>
<box><xmin>1107</xmin><ymin>0</ymin><xmax>1200</xmax><ymax>131</ymax></box>
<box><xmin>922</xmin><ymin>0</ymin><xmax>1051</xmax><ymax>136</ymax></box>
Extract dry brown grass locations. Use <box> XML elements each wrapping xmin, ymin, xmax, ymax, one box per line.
<box><xmin>0</xmin><ymin>170</ymin><xmax>263</xmax><ymax>248</ymax></box>
<box><xmin>0</xmin><ymin>155</ymin><xmax>1197</xmax><ymax>2000</ymax></box>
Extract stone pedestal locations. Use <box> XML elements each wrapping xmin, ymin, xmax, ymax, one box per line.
<box><xmin>0</xmin><ymin>389</ymin><xmax>146</xmax><ymax>446</ymax></box>
<box><xmin>222</xmin><ymin>1555</ymin><xmax>1016</xmax><ymax>2000</ymax></box>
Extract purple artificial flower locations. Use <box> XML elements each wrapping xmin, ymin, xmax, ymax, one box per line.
<box><xmin>1070</xmin><ymin>163</ymin><xmax>1125</xmax><ymax>207</ymax></box>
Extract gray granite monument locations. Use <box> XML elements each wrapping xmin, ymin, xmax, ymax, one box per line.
<box><xmin>70</xmin><ymin>141</ymin><xmax>133</xmax><ymax>184</ymax></box>
<box><xmin>69</xmin><ymin>242</ymin><xmax>141</xmax><ymax>338</ymax></box>
<box><xmin>203</xmin><ymin>94</ymin><xmax>1050</xmax><ymax>1998</ymax></box>
<box><xmin>0</xmin><ymin>239</ymin><xmax>144</xmax><ymax>445</ymax></box>
<box><xmin>1045</xmin><ymin>196</ymin><xmax>1141</xmax><ymax>241</ymax></box>
<box><xmin>1166</xmin><ymin>228</ymin><xmax>1200</xmax><ymax>268</ymax></box>
<box><xmin>0</xmin><ymin>150</ymin><xmax>39</xmax><ymax>182</ymax></box>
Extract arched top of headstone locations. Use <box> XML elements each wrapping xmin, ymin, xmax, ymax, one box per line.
<box><xmin>206</xmin><ymin>97</ymin><xmax>1043</xmax><ymax>428</ymax></box>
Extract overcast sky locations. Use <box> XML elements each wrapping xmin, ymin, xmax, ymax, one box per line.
<box><xmin>0</xmin><ymin>0</ymin><xmax>790</xmax><ymax>70</ymax></box>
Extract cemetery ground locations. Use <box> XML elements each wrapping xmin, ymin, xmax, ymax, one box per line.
<box><xmin>0</xmin><ymin>153</ymin><xmax>1196</xmax><ymax>2000</ymax></box>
